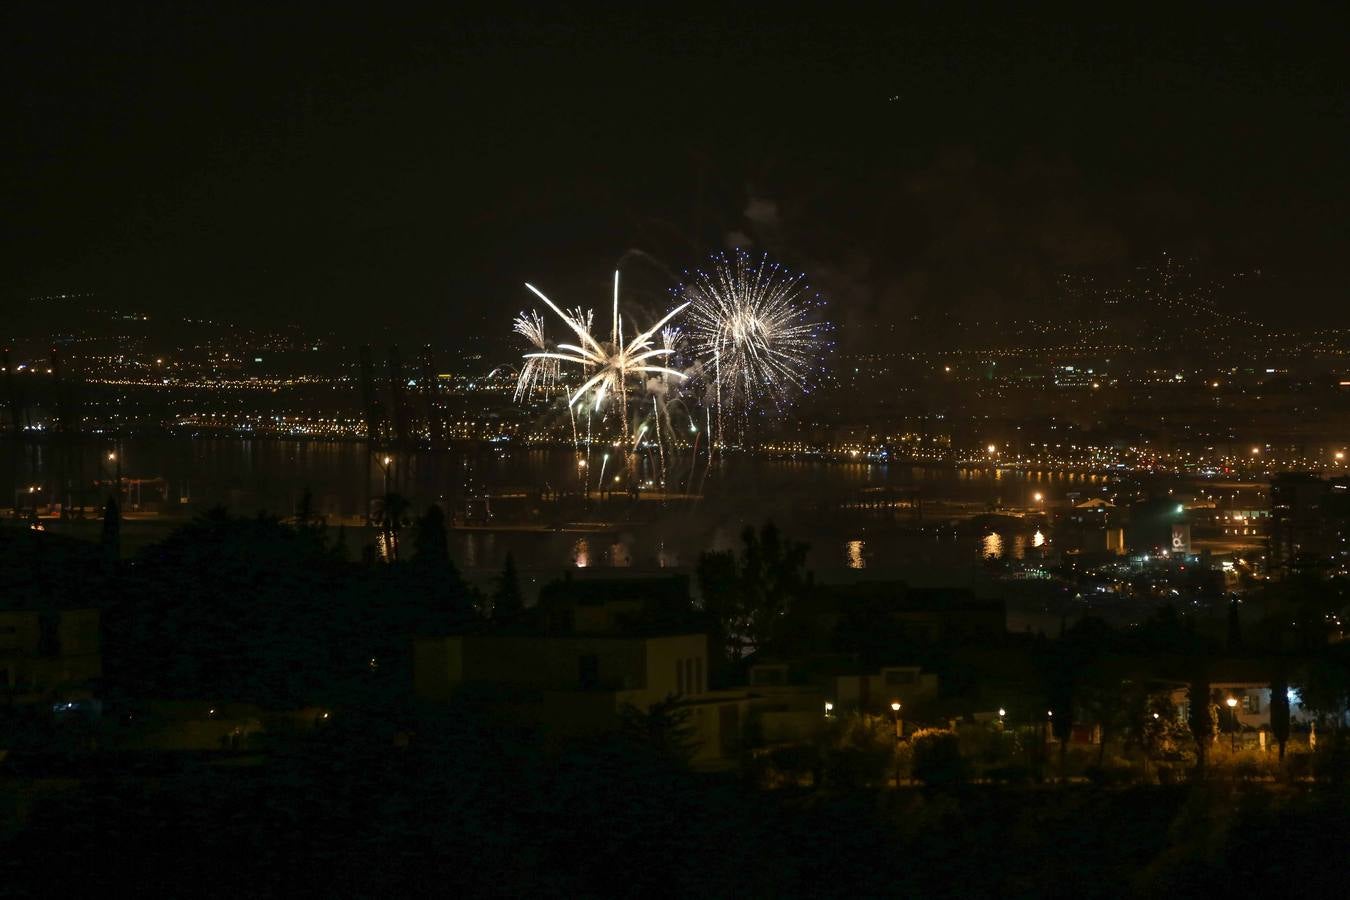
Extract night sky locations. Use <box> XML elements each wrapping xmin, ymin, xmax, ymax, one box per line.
<box><xmin>6</xmin><ymin>7</ymin><xmax>1349</xmax><ymax>344</ymax></box>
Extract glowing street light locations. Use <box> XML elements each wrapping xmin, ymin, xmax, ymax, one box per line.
<box><xmin>1033</xmin><ymin>492</ymin><xmax>1044</xmax><ymax>503</ymax></box>
<box><xmin>380</xmin><ymin>455</ymin><xmax>393</xmax><ymax>495</ymax></box>
<box><xmin>824</xmin><ymin>701</ymin><xmax>834</xmax><ymax>718</ymax></box>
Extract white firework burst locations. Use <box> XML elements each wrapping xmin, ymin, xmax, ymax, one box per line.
<box><xmin>679</xmin><ymin>250</ymin><xmax>829</xmax><ymax>433</ymax></box>
<box><xmin>511</xmin><ymin>310</ymin><xmax>561</xmax><ymax>400</ymax></box>
<box><xmin>521</xmin><ymin>271</ymin><xmax>689</xmax><ymax>413</ymax></box>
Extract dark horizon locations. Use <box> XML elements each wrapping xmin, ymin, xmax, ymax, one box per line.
<box><xmin>6</xmin><ymin>7</ymin><xmax>1350</xmax><ymax>346</ymax></box>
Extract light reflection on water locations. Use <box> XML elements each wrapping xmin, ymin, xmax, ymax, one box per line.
<box><xmin>6</xmin><ymin>438</ymin><xmax>1102</xmax><ymax>572</ymax></box>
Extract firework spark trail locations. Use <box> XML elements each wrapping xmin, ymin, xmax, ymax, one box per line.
<box><xmin>652</xmin><ymin>394</ymin><xmax>664</xmax><ymax>487</ymax></box>
<box><xmin>679</xmin><ymin>250</ymin><xmax>830</xmax><ymax>447</ymax></box>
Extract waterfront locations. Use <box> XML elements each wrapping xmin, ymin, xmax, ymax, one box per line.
<box><xmin>2</xmin><ymin>436</ymin><xmax>1121</xmax><ymax>574</ymax></box>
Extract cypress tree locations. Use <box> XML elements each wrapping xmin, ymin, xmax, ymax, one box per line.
<box><xmin>100</xmin><ymin>495</ymin><xmax>120</xmax><ymax>565</ymax></box>
<box><xmin>492</xmin><ymin>552</ymin><xmax>525</xmax><ymax>619</ymax></box>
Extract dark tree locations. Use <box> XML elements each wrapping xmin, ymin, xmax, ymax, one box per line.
<box><xmin>1226</xmin><ymin>598</ymin><xmax>1243</xmax><ymax>652</ymax></box>
<box><xmin>412</xmin><ymin>504</ymin><xmax>451</xmax><ymax>565</ymax></box>
<box><xmin>1296</xmin><ymin>654</ymin><xmax>1350</xmax><ymax>731</ymax></box>
<box><xmin>295</xmin><ymin>487</ymin><xmax>319</xmax><ymax>529</ymax></box>
<box><xmin>1188</xmin><ymin>675</ymin><xmax>1213</xmax><ymax>775</ymax></box>
<box><xmin>492</xmin><ymin>552</ymin><xmax>524</xmax><ymax>618</ymax></box>
<box><xmin>1271</xmin><ymin>670</ymin><xmax>1291</xmax><ymax>762</ymax></box>
<box><xmin>617</xmin><ymin>695</ymin><xmax>698</xmax><ymax>767</ymax></box>
<box><xmin>331</xmin><ymin>525</ymin><xmax>351</xmax><ymax>562</ymax></box>
<box><xmin>99</xmin><ymin>495</ymin><xmax>120</xmax><ymax>565</ymax></box>
<box><xmin>694</xmin><ymin>522</ymin><xmax>809</xmax><ymax>662</ymax></box>
<box><xmin>696</xmin><ymin>549</ymin><xmax>740</xmax><ymax>661</ymax></box>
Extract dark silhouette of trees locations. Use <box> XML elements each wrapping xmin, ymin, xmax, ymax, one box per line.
<box><xmin>617</xmin><ymin>695</ymin><xmax>698</xmax><ymax>766</ymax></box>
<box><xmin>412</xmin><ymin>504</ymin><xmax>450</xmax><ymax>565</ymax></box>
<box><xmin>295</xmin><ymin>487</ymin><xmax>321</xmax><ymax>530</ymax></box>
<box><xmin>99</xmin><ymin>495</ymin><xmax>120</xmax><ymax>566</ymax></box>
<box><xmin>405</xmin><ymin>505</ymin><xmax>474</xmax><ymax>629</ymax></box>
<box><xmin>98</xmin><ymin>505</ymin><xmax>478</xmax><ymax>709</ymax></box>
<box><xmin>1226</xmin><ymin>598</ymin><xmax>1243</xmax><ymax>651</ymax></box>
<box><xmin>696</xmin><ymin>547</ymin><xmax>740</xmax><ymax>661</ymax></box>
<box><xmin>491</xmin><ymin>552</ymin><xmax>524</xmax><ymax>619</ymax></box>
<box><xmin>695</xmin><ymin>522</ymin><xmax>809</xmax><ymax>662</ymax></box>
<box><xmin>1188</xmin><ymin>674</ymin><xmax>1213</xmax><ymax>776</ymax></box>
<box><xmin>1297</xmin><ymin>653</ymin><xmax>1350</xmax><ymax>731</ymax></box>
<box><xmin>911</xmin><ymin>729</ymin><xmax>966</xmax><ymax>786</ymax></box>
<box><xmin>1271</xmin><ymin>670</ymin><xmax>1291</xmax><ymax>762</ymax></box>
<box><xmin>331</xmin><ymin>525</ymin><xmax>351</xmax><ymax>562</ymax></box>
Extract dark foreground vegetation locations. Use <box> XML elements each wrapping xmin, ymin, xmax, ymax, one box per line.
<box><xmin>5</xmin><ymin>502</ymin><xmax>1350</xmax><ymax>896</ymax></box>
<box><xmin>4</xmin><ymin>716</ymin><xmax>1350</xmax><ymax>898</ymax></box>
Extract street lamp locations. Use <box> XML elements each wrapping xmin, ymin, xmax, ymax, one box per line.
<box><xmin>106</xmin><ymin>449</ymin><xmax>122</xmax><ymax>504</ymax></box>
<box><xmin>1226</xmin><ymin>696</ymin><xmax>1239</xmax><ymax>752</ymax></box>
<box><xmin>824</xmin><ymin>701</ymin><xmax>834</xmax><ymax>719</ymax></box>
<box><xmin>890</xmin><ymin>700</ymin><xmax>904</xmax><ymax>786</ymax></box>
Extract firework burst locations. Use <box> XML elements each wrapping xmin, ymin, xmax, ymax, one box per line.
<box><xmin>520</xmin><ymin>272</ymin><xmax>689</xmax><ymax>414</ymax></box>
<box><xmin>511</xmin><ymin>310</ymin><xmax>562</xmax><ymax>400</ymax></box>
<box><xmin>678</xmin><ymin>250</ymin><xmax>830</xmax><ymax>440</ymax></box>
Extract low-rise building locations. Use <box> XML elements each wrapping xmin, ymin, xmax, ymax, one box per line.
<box><xmin>0</xmin><ymin>606</ymin><xmax>101</xmax><ymax>704</ymax></box>
<box><xmin>414</xmin><ymin>578</ymin><xmax>752</xmax><ymax>766</ymax></box>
